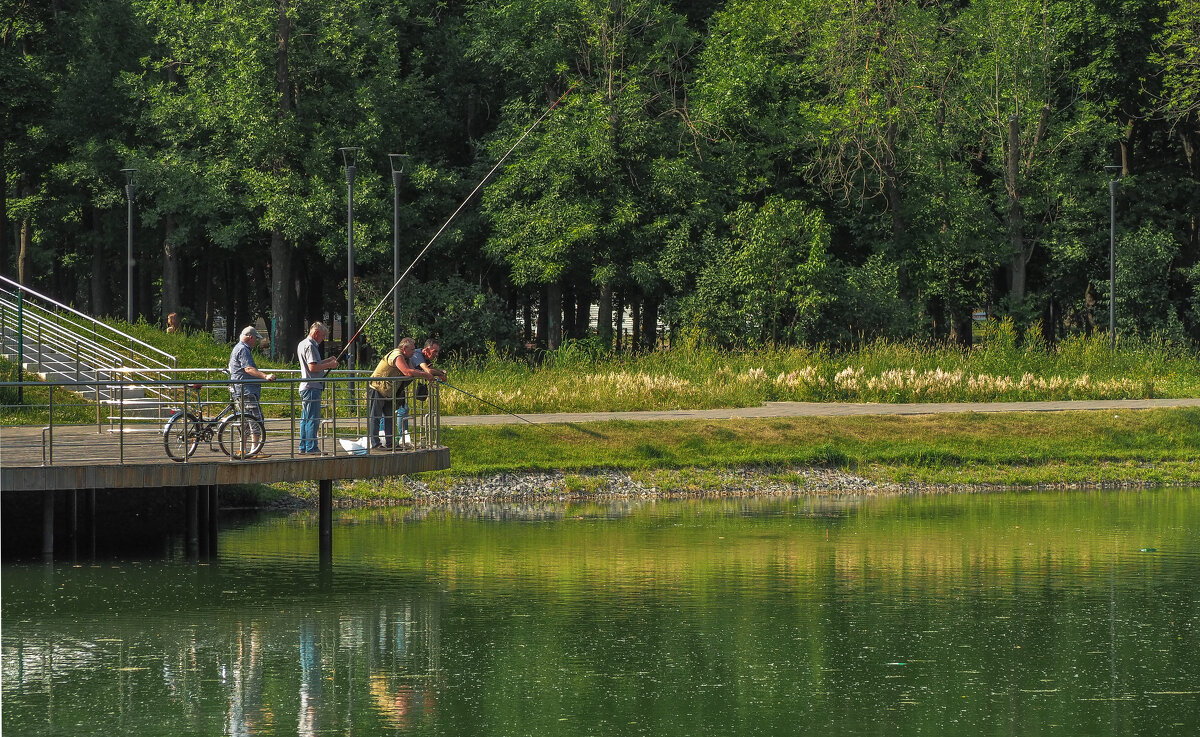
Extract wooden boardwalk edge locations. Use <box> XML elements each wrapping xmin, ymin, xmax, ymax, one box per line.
<box><xmin>1</xmin><ymin>447</ymin><xmax>451</xmax><ymax>492</ymax></box>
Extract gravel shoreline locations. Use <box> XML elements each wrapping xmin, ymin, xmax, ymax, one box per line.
<box><xmin>277</xmin><ymin>466</ymin><xmax>1174</xmax><ymax>509</ymax></box>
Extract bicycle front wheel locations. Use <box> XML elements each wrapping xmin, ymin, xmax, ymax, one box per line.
<box><xmin>217</xmin><ymin>414</ymin><xmax>266</xmax><ymax>458</ymax></box>
<box><xmin>163</xmin><ymin>412</ymin><xmax>202</xmax><ymax>461</ymax></box>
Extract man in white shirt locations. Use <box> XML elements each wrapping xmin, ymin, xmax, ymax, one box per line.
<box><xmin>297</xmin><ymin>322</ymin><xmax>338</xmax><ymax>454</ymax></box>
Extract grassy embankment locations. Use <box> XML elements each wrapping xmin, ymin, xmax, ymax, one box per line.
<box><xmin>6</xmin><ymin>319</ymin><xmax>1200</xmax><ymax>498</ymax></box>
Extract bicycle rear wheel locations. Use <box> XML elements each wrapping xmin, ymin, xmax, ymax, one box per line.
<box><xmin>163</xmin><ymin>412</ymin><xmax>201</xmax><ymax>461</ymax></box>
<box><xmin>217</xmin><ymin>414</ymin><xmax>266</xmax><ymax>458</ymax></box>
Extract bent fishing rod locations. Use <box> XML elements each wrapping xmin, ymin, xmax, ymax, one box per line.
<box><xmin>335</xmin><ymin>84</ymin><xmax>576</xmax><ymax>362</ymax></box>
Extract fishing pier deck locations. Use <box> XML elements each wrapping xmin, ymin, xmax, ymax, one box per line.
<box><xmin>2</xmin><ymin>419</ymin><xmax>450</xmax><ymax>559</ymax></box>
<box><xmin>0</xmin><ymin>424</ymin><xmax>449</xmax><ymax>491</ymax></box>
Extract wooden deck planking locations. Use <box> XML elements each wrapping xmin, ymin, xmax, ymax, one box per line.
<box><xmin>1</xmin><ymin>423</ymin><xmax>450</xmax><ymax>491</ymax></box>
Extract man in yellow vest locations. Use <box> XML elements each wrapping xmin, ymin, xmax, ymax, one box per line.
<box><xmin>367</xmin><ymin>337</ymin><xmax>437</xmax><ymax>449</ymax></box>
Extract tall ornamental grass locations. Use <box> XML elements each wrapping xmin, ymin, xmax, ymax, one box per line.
<box><xmin>440</xmin><ymin>320</ymin><xmax>1200</xmax><ymax>414</ymax></box>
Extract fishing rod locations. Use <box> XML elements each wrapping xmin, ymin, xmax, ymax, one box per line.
<box><xmin>335</xmin><ymin>84</ymin><xmax>576</xmax><ymax>362</ymax></box>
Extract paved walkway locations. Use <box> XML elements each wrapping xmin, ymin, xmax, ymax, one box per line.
<box><xmin>440</xmin><ymin>398</ymin><xmax>1200</xmax><ymax>426</ymax></box>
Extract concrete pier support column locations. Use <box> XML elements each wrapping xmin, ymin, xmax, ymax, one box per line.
<box><xmin>41</xmin><ymin>490</ymin><xmax>55</xmax><ymax>560</ymax></box>
<box><xmin>319</xmin><ymin>479</ymin><xmax>333</xmax><ymax>560</ymax></box>
<box><xmin>186</xmin><ymin>486</ymin><xmax>199</xmax><ymax>559</ymax></box>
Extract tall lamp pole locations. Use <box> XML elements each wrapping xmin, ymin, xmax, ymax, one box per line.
<box><xmin>1106</xmin><ymin>164</ymin><xmax>1122</xmax><ymax>350</ymax></box>
<box><xmin>388</xmin><ymin>153</ymin><xmax>409</xmax><ymax>347</ymax></box>
<box><xmin>339</xmin><ymin>147</ymin><xmax>360</xmax><ymax>372</ymax></box>
<box><xmin>121</xmin><ymin>168</ymin><xmax>136</xmax><ymax>324</ymax></box>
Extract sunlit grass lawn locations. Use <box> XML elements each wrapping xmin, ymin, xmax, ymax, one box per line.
<box><xmin>425</xmin><ymin>407</ymin><xmax>1200</xmax><ymax>488</ymax></box>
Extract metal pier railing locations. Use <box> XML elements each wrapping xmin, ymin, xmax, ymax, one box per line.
<box><xmin>0</xmin><ymin>372</ymin><xmax>441</xmax><ymax>468</ymax></box>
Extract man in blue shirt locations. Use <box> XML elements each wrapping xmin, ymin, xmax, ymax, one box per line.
<box><xmin>296</xmin><ymin>321</ymin><xmax>338</xmax><ymax>454</ymax></box>
<box><xmin>228</xmin><ymin>326</ymin><xmax>276</xmax><ymax>457</ymax></box>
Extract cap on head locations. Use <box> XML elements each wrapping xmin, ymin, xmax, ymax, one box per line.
<box><xmin>240</xmin><ymin>326</ymin><xmax>262</xmax><ymax>340</ymax></box>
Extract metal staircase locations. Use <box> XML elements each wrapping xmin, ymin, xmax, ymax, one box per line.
<box><xmin>0</xmin><ymin>274</ymin><xmax>177</xmax><ymax>422</ymax></box>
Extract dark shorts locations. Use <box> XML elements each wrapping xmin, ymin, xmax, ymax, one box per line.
<box><xmin>234</xmin><ymin>393</ymin><xmax>263</xmax><ymax>422</ymax></box>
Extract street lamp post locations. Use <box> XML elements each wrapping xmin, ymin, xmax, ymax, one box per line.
<box><xmin>1106</xmin><ymin>164</ymin><xmax>1122</xmax><ymax>350</ymax></box>
<box><xmin>388</xmin><ymin>153</ymin><xmax>410</xmax><ymax>347</ymax></box>
<box><xmin>121</xmin><ymin>168</ymin><xmax>136</xmax><ymax>324</ymax></box>
<box><xmin>339</xmin><ymin>147</ymin><xmax>360</xmax><ymax>372</ymax></box>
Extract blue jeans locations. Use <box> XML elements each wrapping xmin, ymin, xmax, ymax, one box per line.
<box><xmin>300</xmin><ymin>388</ymin><xmax>322</xmax><ymax>452</ymax></box>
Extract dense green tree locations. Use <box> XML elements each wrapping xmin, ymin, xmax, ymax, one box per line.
<box><xmin>470</xmin><ymin>0</ymin><xmax>697</xmax><ymax>349</ymax></box>
<box><xmin>2</xmin><ymin>0</ymin><xmax>1197</xmax><ymax>354</ymax></box>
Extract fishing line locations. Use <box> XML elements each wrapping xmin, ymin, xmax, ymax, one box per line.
<box><xmin>435</xmin><ymin>378</ymin><xmax>577</xmax><ymax>441</ymax></box>
<box><xmin>336</xmin><ymin>84</ymin><xmax>576</xmax><ymax>361</ymax></box>
<box><xmin>436</xmin><ymin>378</ymin><xmax>543</xmax><ymax>427</ymax></box>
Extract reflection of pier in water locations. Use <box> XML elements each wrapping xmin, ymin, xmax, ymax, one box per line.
<box><xmin>3</xmin><ymin>594</ymin><xmax>445</xmax><ymax>735</ymax></box>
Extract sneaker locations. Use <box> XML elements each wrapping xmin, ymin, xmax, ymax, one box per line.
<box><xmin>244</xmin><ymin>452</ymin><xmax>271</xmax><ymax>460</ymax></box>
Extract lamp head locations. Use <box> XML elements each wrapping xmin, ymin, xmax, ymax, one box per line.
<box><xmin>338</xmin><ymin>147</ymin><xmax>361</xmax><ymax>169</ymax></box>
<box><xmin>120</xmin><ymin>168</ymin><xmax>136</xmax><ymax>186</ymax></box>
<box><xmin>388</xmin><ymin>153</ymin><xmax>410</xmax><ymax>176</ymax></box>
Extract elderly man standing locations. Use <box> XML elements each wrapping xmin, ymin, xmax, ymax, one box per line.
<box><xmin>367</xmin><ymin>337</ymin><xmax>416</xmax><ymax>450</ymax></box>
<box><xmin>228</xmin><ymin>326</ymin><xmax>276</xmax><ymax>458</ymax></box>
<box><xmin>297</xmin><ymin>322</ymin><xmax>338</xmax><ymax>454</ymax></box>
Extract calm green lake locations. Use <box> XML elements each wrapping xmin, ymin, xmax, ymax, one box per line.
<box><xmin>3</xmin><ymin>490</ymin><xmax>1199</xmax><ymax>736</ymax></box>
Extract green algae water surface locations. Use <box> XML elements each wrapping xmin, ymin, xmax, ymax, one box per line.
<box><xmin>3</xmin><ymin>489</ymin><xmax>1199</xmax><ymax>736</ymax></box>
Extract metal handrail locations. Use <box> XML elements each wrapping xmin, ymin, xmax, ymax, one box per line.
<box><xmin>0</xmin><ymin>293</ymin><xmax>172</xmax><ymax>371</ymax></box>
<box><xmin>0</xmin><ymin>274</ymin><xmax>176</xmax><ymax>368</ymax></box>
<box><xmin>0</xmin><ymin>374</ymin><xmax>440</xmax><ymax>467</ymax></box>
<box><xmin>0</xmin><ymin>298</ymin><xmax>148</xmax><ymax>372</ymax></box>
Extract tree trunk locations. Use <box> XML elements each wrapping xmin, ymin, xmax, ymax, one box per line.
<box><xmin>947</xmin><ymin>306</ymin><xmax>972</xmax><ymax>348</ymax></box>
<box><xmin>575</xmin><ymin>285</ymin><xmax>591</xmax><ymax>339</ymax></box>
<box><xmin>927</xmin><ymin>295</ymin><xmax>946</xmax><ymax>342</ymax></box>
<box><xmin>1120</xmin><ymin>117</ymin><xmax>1136</xmax><ymax>176</ymax></box>
<box><xmin>237</xmin><ymin>266</ymin><xmax>250</xmax><ymax>338</ymax></box>
<box><xmin>561</xmin><ymin>280</ymin><xmax>576</xmax><ymax>338</ymax></box>
<box><xmin>305</xmin><ymin>258</ymin><xmax>325</xmax><ymax>329</ymax></box>
<box><xmin>1182</xmin><ymin>131</ymin><xmax>1198</xmax><ymax>259</ymax></box>
<box><xmin>266</xmin><ymin>0</ymin><xmax>298</xmax><ymax>353</ymax></box>
<box><xmin>545</xmin><ymin>280</ymin><xmax>562</xmax><ymax>349</ymax></box>
<box><xmin>597</xmin><ymin>282</ymin><xmax>613</xmax><ymax>349</ymax></box>
<box><xmin>17</xmin><ymin>174</ymin><xmax>31</xmax><ymax>284</ymax></box>
<box><xmin>162</xmin><ymin>214</ymin><xmax>180</xmax><ymax>322</ymax></box>
<box><xmin>90</xmin><ymin>208</ymin><xmax>109</xmax><ymax>315</ymax></box>
<box><xmin>18</xmin><ymin>217</ymin><xmax>30</xmax><ymax>285</ymax></box>
<box><xmin>1006</xmin><ymin>115</ymin><xmax>1026</xmax><ymax>306</ymax></box>
<box><xmin>535</xmin><ymin>290</ymin><xmax>549</xmax><ymax>349</ymax></box>
<box><xmin>269</xmin><ymin>228</ymin><xmax>294</xmax><ymax>355</ymax></box>
<box><xmin>139</xmin><ymin>256</ymin><xmax>152</xmax><ymax>323</ymax></box>
<box><xmin>203</xmin><ymin>259</ymin><xmax>214</xmax><ymax>333</ymax></box>
<box><xmin>641</xmin><ymin>294</ymin><xmax>657</xmax><ymax>350</ymax></box>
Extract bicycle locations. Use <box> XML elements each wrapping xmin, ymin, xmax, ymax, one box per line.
<box><xmin>162</xmin><ymin>384</ymin><xmax>266</xmax><ymax>462</ymax></box>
